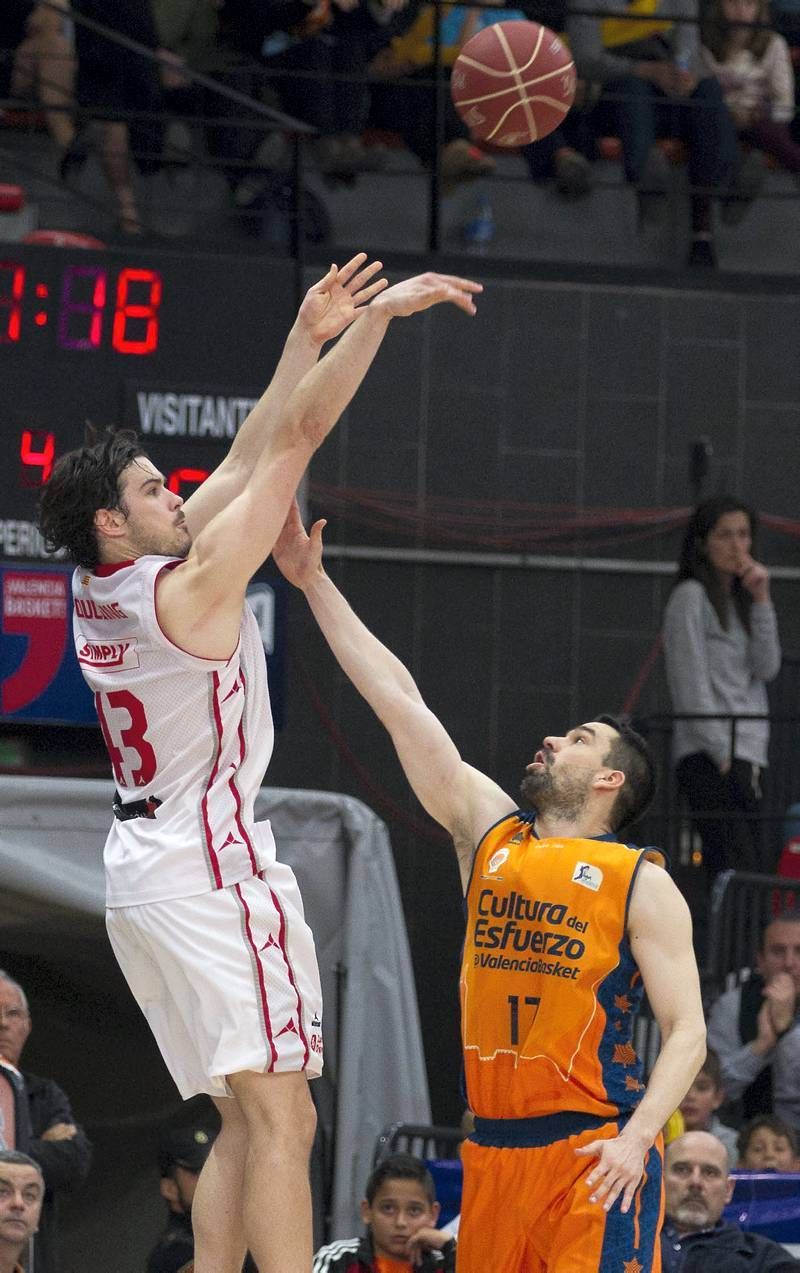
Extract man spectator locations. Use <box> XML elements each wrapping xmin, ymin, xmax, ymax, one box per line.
<box><xmin>147</xmin><ymin>1125</ymin><xmax>213</xmax><ymax>1273</ymax></box>
<box><xmin>0</xmin><ymin>1150</ymin><xmax>44</xmax><ymax>1273</ymax></box>
<box><xmin>0</xmin><ymin>971</ymin><xmax>91</xmax><ymax>1273</ymax></box>
<box><xmin>662</xmin><ymin>1130</ymin><xmax>799</xmax><ymax>1270</ymax></box>
<box><xmin>148</xmin><ymin>1122</ymin><xmax>257</xmax><ymax>1273</ymax></box>
<box><xmin>567</xmin><ymin>0</ymin><xmax>748</xmax><ymax>265</ymax></box>
<box><xmin>707</xmin><ymin>914</ymin><xmax>800</xmax><ymax>1134</ymax></box>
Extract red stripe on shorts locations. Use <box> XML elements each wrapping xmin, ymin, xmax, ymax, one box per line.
<box><xmin>262</xmin><ymin>873</ymin><xmax>310</xmax><ymax>1068</ymax></box>
<box><xmin>235</xmin><ymin>881</ymin><xmax>277</xmax><ymax>1070</ymax></box>
<box><xmin>200</xmin><ymin>671</ymin><xmax>224</xmax><ymax>889</ymax></box>
<box><xmin>230</xmin><ymin>666</ymin><xmax>258</xmax><ymax>875</ymax></box>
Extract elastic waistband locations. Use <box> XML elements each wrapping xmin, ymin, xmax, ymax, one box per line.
<box><xmin>471</xmin><ymin>1110</ymin><xmax>627</xmax><ymax>1148</ymax></box>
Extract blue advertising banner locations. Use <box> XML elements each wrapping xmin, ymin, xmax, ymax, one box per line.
<box><xmin>1</xmin><ymin>563</ymin><xmax>285</xmax><ymax>729</ymax></box>
<box><xmin>1</xmin><ymin>562</ymin><xmax>94</xmax><ymax>724</ymax></box>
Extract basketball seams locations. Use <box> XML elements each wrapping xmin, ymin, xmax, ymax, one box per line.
<box><xmin>455</xmin><ymin>62</ymin><xmax>577</xmax><ymax>109</ymax></box>
<box><xmin>494</xmin><ymin>21</ymin><xmax>539</xmax><ymax>141</ymax></box>
<box><xmin>484</xmin><ymin>96</ymin><xmax>569</xmax><ymax>144</ymax></box>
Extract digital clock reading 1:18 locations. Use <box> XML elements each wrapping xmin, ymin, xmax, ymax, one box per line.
<box><xmin>0</xmin><ymin>261</ymin><xmax>163</xmax><ymax>355</ymax></box>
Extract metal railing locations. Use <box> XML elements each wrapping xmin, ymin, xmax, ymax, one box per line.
<box><xmin>706</xmin><ymin>869</ymin><xmax>800</xmax><ymax>992</ymax></box>
<box><xmin>2</xmin><ymin>0</ymin><xmax>799</xmax><ymax>261</ymax></box>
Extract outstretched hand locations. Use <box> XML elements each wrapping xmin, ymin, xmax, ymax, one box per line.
<box><xmin>272</xmin><ymin>499</ymin><xmax>326</xmax><ymax>590</ymax></box>
<box><xmin>374</xmin><ymin>271</ymin><xmax>482</xmax><ymax>319</ymax></box>
<box><xmin>297</xmin><ymin>253</ymin><xmax>388</xmax><ymax>345</ymax></box>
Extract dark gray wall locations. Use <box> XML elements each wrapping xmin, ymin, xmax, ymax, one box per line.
<box><xmin>266</xmin><ymin>271</ymin><xmax>800</xmax><ymax>1124</ymax></box>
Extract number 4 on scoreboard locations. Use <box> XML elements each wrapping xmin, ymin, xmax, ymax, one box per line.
<box><xmin>507</xmin><ymin>994</ymin><xmax>540</xmax><ymax>1046</ymax></box>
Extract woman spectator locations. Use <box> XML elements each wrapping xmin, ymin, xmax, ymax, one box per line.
<box><xmin>701</xmin><ymin>0</ymin><xmax>800</xmax><ymax>182</ymax></box>
<box><xmin>663</xmin><ymin>495</ymin><xmax>781</xmax><ymax>884</ymax></box>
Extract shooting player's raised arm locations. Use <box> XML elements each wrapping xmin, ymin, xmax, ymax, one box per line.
<box><xmin>181</xmin><ymin>254</ymin><xmax>387</xmax><ymax>537</ymax></box>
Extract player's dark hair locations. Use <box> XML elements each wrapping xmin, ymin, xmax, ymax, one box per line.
<box><xmin>697</xmin><ymin>1047</ymin><xmax>724</xmax><ymax>1091</ymax></box>
<box><xmin>364</xmin><ymin>1153</ymin><xmax>436</xmax><ymax>1207</ymax></box>
<box><xmin>595</xmin><ymin>714</ymin><xmax>657</xmax><ymax>832</ymax></box>
<box><xmin>38</xmin><ymin>428</ymin><xmax>146</xmax><ymax>570</ymax></box>
<box><xmin>673</xmin><ymin>495</ymin><xmax>757</xmax><ymax>634</ymax></box>
<box><xmin>737</xmin><ymin>1114</ymin><xmax>798</xmax><ymax>1160</ymax></box>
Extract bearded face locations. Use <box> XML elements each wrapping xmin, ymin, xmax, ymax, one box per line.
<box><xmin>520</xmin><ymin>751</ymin><xmax>597</xmax><ymax>822</ymax></box>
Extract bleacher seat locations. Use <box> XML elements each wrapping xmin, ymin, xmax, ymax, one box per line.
<box><xmin>22</xmin><ymin>229</ymin><xmax>105</xmax><ymax>249</ymax></box>
<box><xmin>725</xmin><ymin>1173</ymin><xmax>800</xmax><ymax>1245</ymax></box>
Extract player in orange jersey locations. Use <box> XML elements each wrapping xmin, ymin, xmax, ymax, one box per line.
<box><xmin>273</xmin><ymin>502</ymin><xmax>707</xmax><ymax>1273</ymax></box>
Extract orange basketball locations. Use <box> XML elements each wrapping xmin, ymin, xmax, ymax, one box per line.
<box><xmin>451</xmin><ymin>20</ymin><xmax>576</xmax><ymax>147</ymax></box>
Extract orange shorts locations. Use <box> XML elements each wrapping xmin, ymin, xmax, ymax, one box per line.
<box><xmin>457</xmin><ymin>1120</ymin><xmax>664</xmax><ymax>1273</ymax></box>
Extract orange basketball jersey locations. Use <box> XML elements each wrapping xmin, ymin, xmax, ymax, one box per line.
<box><xmin>461</xmin><ymin>813</ymin><xmax>665</xmax><ymax>1122</ymax></box>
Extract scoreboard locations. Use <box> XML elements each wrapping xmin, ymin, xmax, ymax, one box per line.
<box><xmin>1</xmin><ymin>245</ymin><xmax>297</xmax><ymax>724</ymax></box>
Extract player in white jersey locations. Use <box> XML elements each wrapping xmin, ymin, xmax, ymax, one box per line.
<box><xmin>38</xmin><ymin>259</ymin><xmax>482</xmax><ymax>1273</ymax></box>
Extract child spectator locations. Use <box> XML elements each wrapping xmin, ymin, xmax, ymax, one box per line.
<box><xmin>678</xmin><ymin>1048</ymin><xmax>739</xmax><ymax>1161</ymax></box>
<box><xmin>738</xmin><ymin>1114</ymin><xmax>799</xmax><ymax>1170</ymax></box>
<box><xmin>313</xmin><ymin>1153</ymin><xmax>456</xmax><ymax>1273</ymax></box>
<box><xmin>701</xmin><ymin>0</ymin><xmax>800</xmax><ymax>185</ymax></box>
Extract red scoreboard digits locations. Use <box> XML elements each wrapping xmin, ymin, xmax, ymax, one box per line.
<box><xmin>1</xmin><ymin>261</ymin><xmax>162</xmax><ymax>354</ymax></box>
<box><xmin>19</xmin><ymin>430</ymin><xmax>55</xmax><ymax>487</ymax></box>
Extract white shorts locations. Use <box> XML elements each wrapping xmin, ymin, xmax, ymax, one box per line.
<box><xmin>106</xmin><ymin>864</ymin><xmax>323</xmax><ymax>1100</ymax></box>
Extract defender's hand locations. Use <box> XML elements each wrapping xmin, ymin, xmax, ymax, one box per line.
<box><xmin>297</xmin><ymin>253</ymin><xmax>388</xmax><ymax>345</ymax></box>
<box><xmin>575</xmin><ymin>1131</ymin><xmax>648</xmax><ymax>1214</ymax></box>
<box><xmin>373</xmin><ymin>271</ymin><xmax>482</xmax><ymax>319</ymax></box>
<box><xmin>272</xmin><ymin>499</ymin><xmax>326</xmax><ymax>590</ymax></box>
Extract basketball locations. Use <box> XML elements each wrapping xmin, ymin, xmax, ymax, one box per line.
<box><xmin>451</xmin><ymin>20</ymin><xmax>576</xmax><ymax>148</ymax></box>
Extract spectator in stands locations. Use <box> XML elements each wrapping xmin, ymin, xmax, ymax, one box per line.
<box><xmin>147</xmin><ymin>1122</ymin><xmax>257</xmax><ymax>1273</ymax></box>
<box><xmin>227</xmin><ymin>0</ymin><xmax>407</xmax><ymax>180</ymax></box>
<box><xmin>369</xmin><ymin>3</ymin><xmax>590</xmax><ymax>196</ymax></box>
<box><xmin>706</xmin><ymin>914</ymin><xmax>800</xmax><ymax>1133</ymax></box>
<box><xmin>147</xmin><ymin>1124</ymin><xmax>215</xmax><ymax>1273</ymax></box>
<box><xmin>312</xmin><ymin>1153</ymin><xmax>456</xmax><ymax>1273</ymax></box>
<box><xmin>0</xmin><ymin>0</ymin><xmax>75</xmax><ymax>154</ymax></box>
<box><xmin>701</xmin><ymin>0</ymin><xmax>800</xmax><ymax>183</ymax></box>
<box><xmin>738</xmin><ymin>1114</ymin><xmax>799</xmax><ymax>1170</ymax></box>
<box><xmin>661</xmin><ymin>1130</ymin><xmax>799</xmax><ymax>1270</ymax></box>
<box><xmin>64</xmin><ymin>0</ymin><xmax>165</xmax><ymax>235</ymax></box>
<box><xmin>663</xmin><ymin>496</ymin><xmax>781</xmax><ymax>889</ymax></box>
<box><xmin>567</xmin><ymin>0</ymin><xmax>751</xmax><ymax>265</ymax></box>
<box><xmin>0</xmin><ymin>971</ymin><xmax>91</xmax><ymax>1273</ymax></box>
<box><xmin>678</xmin><ymin>1048</ymin><xmax>739</xmax><ymax>1161</ymax></box>
<box><xmin>0</xmin><ymin>1150</ymin><xmax>44</xmax><ymax>1273</ymax></box>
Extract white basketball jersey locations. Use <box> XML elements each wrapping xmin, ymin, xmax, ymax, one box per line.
<box><xmin>73</xmin><ymin>556</ymin><xmax>276</xmax><ymax>907</ymax></box>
